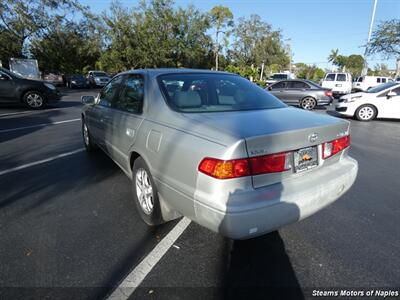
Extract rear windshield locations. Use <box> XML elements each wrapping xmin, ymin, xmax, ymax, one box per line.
<box><xmin>158</xmin><ymin>73</ymin><xmax>286</xmax><ymax>113</ymax></box>
<box><xmin>336</xmin><ymin>74</ymin><xmax>347</xmax><ymax>81</ymax></box>
<box><xmin>325</xmin><ymin>74</ymin><xmax>335</xmax><ymax>81</ymax></box>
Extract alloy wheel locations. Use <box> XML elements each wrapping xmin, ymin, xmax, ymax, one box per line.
<box><xmin>26</xmin><ymin>93</ymin><xmax>44</xmax><ymax>108</ymax></box>
<box><xmin>135</xmin><ymin>168</ymin><xmax>154</xmax><ymax>215</ymax></box>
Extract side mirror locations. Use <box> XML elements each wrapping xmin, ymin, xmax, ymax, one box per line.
<box><xmin>81</xmin><ymin>95</ymin><xmax>96</xmax><ymax>105</ymax></box>
<box><xmin>267</xmin><ymin>86</ymin><xmax>272</xmax><ymax>91</ymax></box>
<box><xmin>387</xmin><ymin>91</ymin><xmax>397</xmax><ymax>98</ymax></box>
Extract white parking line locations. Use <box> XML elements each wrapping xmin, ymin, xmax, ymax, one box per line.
<box><xmin>0</xmin><ymin>118</ymin><xmax>80</xmax><ymax>133</ymax></box>
<box><xmin>0</xmin><ymin>148</ymin><xmax>85</xmax><ymax>176</ymax></box>
<box><xmin>107</xmin><ymin>217</ymin><xmax>192</xmax><ymax>300</ymax></box>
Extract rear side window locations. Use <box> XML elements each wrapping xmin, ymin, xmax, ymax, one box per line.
<box><xmin>98</xmin><ymin>76</ymin><xmax>124</xmax><ymax>107</ymax></box>
<box><xmin>325</xmin><ymin>74</ymin><xmax>336</xmax><ymax>81</ymax></box>
<box><xmin>288</xmin><ymin>81</ymin><xmax>310</xmax><ymax>89</ymax></box>
<box><xmin>158</xmin><ymin>73</ymin><xmax>286</xmax><ymax>112</ymax></box>
<box><xmin>114</xmin><ymin>75</ymin><xmax>144</xmax><ymax>113</ymax></box>
<box><xmin>337</xmin><ymin>74</ymin><xmax>347</xmax><ymax>81</ymax></box>
<box><xmin>358</xmin><ymin>77</ymin><xmax>364</xmax><ymax>82</ymax></box>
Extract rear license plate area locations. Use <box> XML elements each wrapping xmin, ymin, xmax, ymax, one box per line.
<box><xmin>294</xmin><ymin>146</ymin><xmax>318</xmax><ymax>173</ymax></box>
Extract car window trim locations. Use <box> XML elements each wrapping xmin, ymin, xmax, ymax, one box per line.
<box><xmin>113</xmin><ymin>73</ymin><xmax>145</xmax><ymax>115</ymax></box>
<box><xmin>97</xmin><ymin>75</ymin><xmax>124</xmax><ymax>108</ymax></box>
<box><xmin>0</xmin><ymin>71</ymin><xmax>12</xmax><ymax>80</ymax></box>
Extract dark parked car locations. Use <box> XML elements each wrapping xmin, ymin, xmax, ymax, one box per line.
<box><xmin>0</xmin><ymin>67</ymin><xmax>61</xmax><ymax>109</ymax></box>
<box><xmin>66</xmin><ymin>74</ymin><xmax>88</xmax><ymax>88</ymax></box>
<box><xmin>267</xmin><ymin>79</ymin><xmax>333</xmax><ymax>110</ymax></box>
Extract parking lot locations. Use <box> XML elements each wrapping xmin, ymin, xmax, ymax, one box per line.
<box><xmin>0</xmin><ymin>89</ymin><xmax>399</xmax><ymax>300</ymax></box>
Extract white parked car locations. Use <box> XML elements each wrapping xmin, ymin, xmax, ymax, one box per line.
<box><xmin>321</xmin><ymin>72</ymin><xmax>352</xmax><ymax>96</ymax></box>
<box><xmin>335</xmin><ymin>82</ymin><xmax>400</xmax><ymax>121</ymax></box>
<box><xmin>352</xmin><ymin>76</ymin><xmax>392</xmax><ymax>92</ymax></box>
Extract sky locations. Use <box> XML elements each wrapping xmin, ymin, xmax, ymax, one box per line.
<box><xmin>80</xmin><ymin>0</ymin><xmax>400</xmax><ymax>70</ymax></box>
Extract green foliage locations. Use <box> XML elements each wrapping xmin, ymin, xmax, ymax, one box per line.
<box><xmin>98</xmin><ymin>0</ymin><xmax>212</xmax><ymax>72</ymax></box>
<box><xmin>368</xmin><ymin>63</ymin><xmax>392</xmax><ymax>77</ymax></box>
<box><xmin>367</xmin><ymin>19</ymin><xmax>400</xmax><ymax>58</ymax></box>
<box><xmin>228</xmin><ymin>14</ymin><xmax>289</xmax><ymax>77</ymax></box>
<box><xmin>30</xmin><ymin>19</ymin><xmax>102</xmax><ymax>74</ymax></box>
<box><xmin>209</xmin><ymin>6</ymin><xmax>234</xmax><ymax>70</ymax></box>
<box><xmin>295</xmin><ymin>63</ymin><xmax>325</xmax><ymax>81</ymax></box>
<box><xmin>0</xmin><ymin>0</ymin><xmax>88</xmax><ymax>68</ymax></box>
<box><xmin>328</xmin><ymin>49</ymin><xmax>365</xmax><ymax>77</ymax></box>
<box><xmin>225</xmin><ymin>64</ymin><xmax>258</xmax><ymax>80</ymax></box>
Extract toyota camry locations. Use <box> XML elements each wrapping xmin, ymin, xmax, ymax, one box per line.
<box><xmin>81</xmin><ymin>69</ymin><xmax>358</xmax><ymax>239</ymax></box>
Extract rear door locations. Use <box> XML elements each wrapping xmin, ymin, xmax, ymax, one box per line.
<box><xmin>269</xmin><ymin>81</ymin><xmax>289</xmax><ymax>101</ymax></box>
<box><xmin>286</xmin><ymin>81</ymin><xmax>311</xmax><ymax>104</ymax></box>
<box><xmin>104</xmin><ymin>74</ymin><xmax>145</xmax><ymax>171</ymax></box>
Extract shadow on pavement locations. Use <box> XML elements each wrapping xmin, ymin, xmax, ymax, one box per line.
<box><xmin>224</xmin><ymin>232</ymin><xmax>304</xmax><ymax>300</ymax></box>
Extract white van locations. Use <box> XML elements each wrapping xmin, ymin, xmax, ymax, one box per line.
<box><xmin>352</xmin><ymin>76</ymin><xmax>392</xmax><ymax>92</ymax></box>
<box><xmin>321</xmin><ymin>72</ymin><xmax>352</xmax><ymax>96</ymax></box>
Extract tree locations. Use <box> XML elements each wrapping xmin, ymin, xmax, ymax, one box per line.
<box><xmin>209</xmin><ymin>6</ymin><xmax>233</xmax><ymax>71</ymax></box>
<box><xmin>295</xmin><ymin>63</ymin><xmax>325</xmax><ymax>81</ymax></box>
<box><xmin>229</xmin><ymin>15</ymin><xmax>289</xmax><ymax>72</ymax></box>
<box><xmin>367</xmin><ymin>19</ymin><xmax>400</xmax><ymax>58</ymax></box>
<box><xmin>0</xmin><ymin>0</ymin><xmax>88</xmax><ymax>67</ymax></box>
<box><xmin>30</xmin><ymin>20</ymin><xmax>103</xmax><ymax>74</ymax></box>
<box><xmin>327</xmin><ymin>49</ymin><xmax>364</xmax><ymax>77</ymax></box>
<box><xmin>99</xmin><ymin>0</ymin><xmax>212</xmax><ymax>72</ymax></box>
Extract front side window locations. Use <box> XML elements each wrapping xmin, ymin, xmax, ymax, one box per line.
<box><xmin>270</xmin><ymin>81</ymin><xmax>287</xmax><ymax>89</ymax></box>
<box><xmin>158</xmin><ymin>73</ymin><xmax>286</xmax><ymax>113</ymax></box>
<box><xmin>325</xmin><ymin>74</ymin><xmax>335</xmax><ymax>81</ymax></box>
<box><xmin>98</xmin><ymin>76</ymin><xmax>124</xmax><ymax>107</ymax></box>
<box><xmin>336</xmin><ymin>74</ymin><xmax>346</xmax><ymax>81</ymax></box>
<box><xmin>114</xmin><ymin>75</ymin><xmax>144</xmax><ymax>113</ymax></box>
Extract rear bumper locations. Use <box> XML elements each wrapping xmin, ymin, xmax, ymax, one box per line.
<box><xmin>194</xmin><ymin>156</ymin><xmax>358</xmax><ymax>239</ymax></box>
<box><xmin>317</xmin><ymin>96</ymin><xmax>333</xmax><ymax>106</ymax></box>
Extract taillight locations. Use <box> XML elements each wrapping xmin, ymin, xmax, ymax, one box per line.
<box><xmin>249</xmin><ymin>152</ymin><xmax>291</xmax><ymax>175</ymax></box>
<box><xmin>322</xmin><ymin>135</ymin><xmax>350</xmax><ymax>159</ymax></box>
<box><xmin>325</xmin><ymin>90</ymin><xmax>333</xmax><ymax>97</ymax></box>
<box><xmin>198</xmin><ymin>152</ymin><xmax>291</xmax><ymax>180</ymax></box>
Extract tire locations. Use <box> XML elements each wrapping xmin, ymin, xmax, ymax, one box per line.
<box><xmin>300</xmin><ymin>97</ymin><xmax>317</xmax><ymax>110</ymax></box>
<box><xmin>355</xmin><ymin>105</ymin><xmax>377</xmax><ymax>121</ymax></box>
<box><xmin>82</xmin><ymin>118</ymin><xmax>97</xmax><ymax>151</ymax></box>
<box><xmin>132</xmin><ymin>157</ymin><xmax>164</xmax><ymax>226</ymax></box>
<box><xmin>23</xmin><ymin>91</ymin><xmax>46</xmax><ymax>109</ymax></box>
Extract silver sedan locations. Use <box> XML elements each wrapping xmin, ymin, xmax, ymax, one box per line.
<box><xmin>81</xmin><ymin>69</ymin><xmax>358</xmax><ymax>239</ymax></box>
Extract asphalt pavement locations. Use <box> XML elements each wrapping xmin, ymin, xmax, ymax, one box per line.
<box><xmin>0</xmin><ymin>89</ymin><xmax>399</xmax><ymax>300</ymax></box>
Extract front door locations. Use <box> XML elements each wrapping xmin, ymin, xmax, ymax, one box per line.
<box><xmin>104</xmin><ymin>74</ymin><xmax>145</xmax><ymax>172</ymax></box>
<box><xmin>0</xmin><ymin>72</ymin><xmax>16</xmax><ymax>102</ymax></box>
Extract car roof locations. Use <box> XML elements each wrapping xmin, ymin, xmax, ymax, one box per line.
<box><xmin>118</xmin><ymin>68</ymin><xmax>234</xmax><ymax>77</ymax></box>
